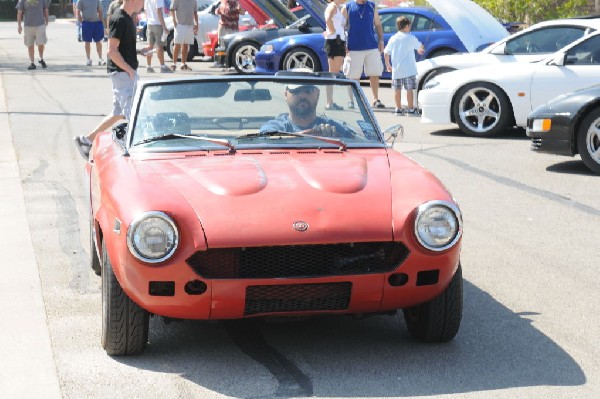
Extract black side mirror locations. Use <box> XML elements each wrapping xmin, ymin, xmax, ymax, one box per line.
<box><xmin>298</xmin><ymin>21</ymin><xmax>310</xmax><ymax>33</ymax></box>
<box><xmin>564</xmin><ymin>54</ymin><xmax>578</xmax><ymax>65</ymax></box>
<box><xmin>113</xmin><ymin>122</ymin><xmax>127</xmax><ymax>140</ymax></box>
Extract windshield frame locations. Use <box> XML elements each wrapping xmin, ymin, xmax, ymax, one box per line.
<box><xmin>126</xmin><ymin>75</ymin><xmax>385</xmax><ymax>155</ymax></box>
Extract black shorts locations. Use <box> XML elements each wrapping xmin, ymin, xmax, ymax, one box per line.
<box><xmin>325</xmin><ymin>38</ymin><xmax>346</xmax><ymax>58</ymax></box>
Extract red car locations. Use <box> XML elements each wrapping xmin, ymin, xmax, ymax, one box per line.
<box><xmin>88</xmin><ymin>73</ymin><xmax>463</xmax><ymax>356</ymax></box>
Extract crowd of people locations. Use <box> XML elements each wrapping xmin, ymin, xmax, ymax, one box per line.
<box><xmin>12</xmin><ymin>0</ymin><xmax>422</xmax><ymax>158</ymax></box>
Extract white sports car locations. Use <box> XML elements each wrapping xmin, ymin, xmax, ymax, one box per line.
<box><xmin>418</xmin><ymin>31</ymin><xmax>600</xmax><ymax>137</ymax></box>
<box><xmin>416</xmin><ymin>18</ymin><xmax>600</xmax><ymax>91</ymax></box>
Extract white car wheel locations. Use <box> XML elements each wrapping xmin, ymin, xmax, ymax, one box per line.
<box><xmin>232</xmin><ymin>41</ymin><xmax>258</xmax><ymax>74</ymax></box>
<box><xmin>283</xmin><ymin>48</ymin><xmax>321</xmax><ymax>72</ymax></box>
<box><xmin>453</xmin><ymin>82</ymin><xmax>511</xmax><ymax>137</ymax></box>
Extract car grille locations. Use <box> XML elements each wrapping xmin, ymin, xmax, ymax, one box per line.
<box><xmin>244</xmin><ymin>282</ymin><xmax>352</xmax><ymax>315</ymax></box>
<box><xmin>531</xmin><ymin>138</ymin><xmax>543</xmax><ymax>150</ymax></box>
<box><xmin>186</xmin><ymin>242</ymin><xmax>409</xmax><ymax>279</ymax></box>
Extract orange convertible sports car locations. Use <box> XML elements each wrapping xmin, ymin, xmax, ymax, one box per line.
<box><xmin>88</xmin><ymin>73</ymin><xmax>464</xmax><ymax>356</ymax></box>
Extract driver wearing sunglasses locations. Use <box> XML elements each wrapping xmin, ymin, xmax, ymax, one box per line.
<box><xmin>260</xmin><ymin>84</ymin><xmax>349</xmax><ymax>137</ymax></box>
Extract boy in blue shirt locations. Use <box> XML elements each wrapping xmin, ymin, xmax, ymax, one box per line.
<box><xmin>384</xmin><ymin>16</ymin><xmax>424</xmax><ymax>115</ymax></box>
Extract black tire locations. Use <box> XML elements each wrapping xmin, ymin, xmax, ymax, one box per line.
<box><xmin>101</xmin><ymin>241</ymin><xmax>149</xmax><ymax>356</ymax></box>
<box><xmin>427</xmin><ymin>48</ymin><xmax>456</xmax><ymax>58</ymax></box>
<box><xmin>188</xmin><ymin>40</ymin><xmax>199</xmax><ymax>61</ymax></box>
<box><xmin>283</xmin><ymin>47</ymin><xmax>322</xmax><ymax>72</ymax></box>
<box><xmin>165</xmin><ymin>31</ymin><xmax>197</xmax><ymax>62</ymax></box>
<box><xmin>419</xmin><ymin>67</ymin><xmax>455</xmax><ymax>91</ymax></box>
<box><xmin>231</xmin><ymin>41</ymin><xmax>259</xmax><ymax>74</ymax></box>
<box><xmin>90</xmin><ymin>216</ymin><xmax>101</xmax><ymax>276</ymax></box>
<box><xmin>452</xmin><ymin>82</ymin><xmax>512</xmax><ymax>137</ymax></box>
<box><xmin>576</xmin><ymin>108</ymin><xmax>600</xmax><ymax>174</ymax></box>
<box><xmin>403</xmin><ymin>264</ymin><xmax>463</xmax><ymax>342</ymax></box>
<box><xmin>165</xmin><ymin>30</ymin><xmax>175</xmax><ymax>60</ymax></box>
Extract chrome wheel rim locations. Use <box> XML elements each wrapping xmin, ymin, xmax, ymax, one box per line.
<box><xmin>234</xmin><ymin>45</ymin><xmax>257</xmax><ymax>73</ymax></box>
<box><xmin>585</xmin><ymin>117</ymin><xmax>600</xmax><ymax>165</ymax></box>
<box><xmin>284</xmin><ymin>51</ymin><xmax>316</xmax><ymax>71</ymax></box>
<box><xmin>458</xmin><ymin>87</ymin><xmax>501</xmax><ymax>134</ymax></box>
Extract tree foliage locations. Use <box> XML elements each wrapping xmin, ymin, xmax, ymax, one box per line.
<box><xmin>386</xmin><ymin>0</ymin><xmax>591</xmax><ymax>25</ymax></box>
<box><xmin>470</xmin><ymin>0</ymin><xmax>589</xmax><ymax>24</ymax></box>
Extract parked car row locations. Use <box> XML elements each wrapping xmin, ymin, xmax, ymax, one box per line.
<box><xmin>215</xmin><ymin>0</ymin><xmax>324</xmax><ymax>74</ymax></box>
<box><xmin>145</xmin><ymin>0</ymin><xmax>600</xmax><ymax>174</ymax></box>
<box><xmin>417</xmin><ymin>21</ymin><xmax>600</xmax><ymax>174</ymax></box>
<box><xmin>253</xmin><ymin>0</ymin><xmax>509</xmax><ymax>77</ymax></box>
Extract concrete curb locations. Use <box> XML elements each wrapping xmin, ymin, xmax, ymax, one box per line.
<box><xmin>0</xmin><ymin>75</ymin><xmax>62</xmax><ymax>396</ymax></box>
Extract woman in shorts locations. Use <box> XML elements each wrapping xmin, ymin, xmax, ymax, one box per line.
<box><xmin>323</xmin><ymin>0</ymin><xmax>349</xmax><ymax>110</ymax></box>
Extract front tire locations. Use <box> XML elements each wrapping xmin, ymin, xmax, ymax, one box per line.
<box><xmin>101</xmin><ymin>241</ymin><xmax>149</xmax><ymax>356</ymax></box>
<box><xmin>283</xmin><ymin>47</ymin><xmax>321</xmax><ymax>72</ymax></box>
<box><xmin>427</xmin><ymin>48</ymin><xmax>456</xmax><ymax>58</ymax></box>
<box><xmin>231</xmin><ymin>41</ymin><xmax>259</xmax><ymax>74</ymax></box>
<box><xmin>403</xmin><ymin>264</ymin><xmax>463</xmax><ymax>342</ymax></box>
<box><xmin>577</xmin><ymin>108</ymin><xmax>600</xmax><ymax>174</ymax></box>
<box><xmin>90</xmin><ymin>217</ymin><xmax>100</xmax><ymax>276</ymax></box>
<box><xmin>452</xmin><ymin>82</ymin><xmax>511</xmax><ymax>137</ymax></box>
<box><xmin>165</xmin><ymin>31</ymin><xmax>197</xmax><ymax>62</ymax></box>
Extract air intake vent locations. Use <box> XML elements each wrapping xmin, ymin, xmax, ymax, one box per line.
<box><xmin>186</xmin><ymin>242</ymin><xmax>409</xmax><ymax>279</ymax></box>
<box><xmin>530</xmin><ymin>138</ymin><xmax>542</xmax><ymax>150</ymax></box>
<box><xmin>244</xmin><ymin>282</ymin><xmax>352</xmax><ymax>315</ymax></box>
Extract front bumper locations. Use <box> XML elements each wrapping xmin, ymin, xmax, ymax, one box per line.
<box><xmin>254</xmin><ymin>51</ymin><xmax>283</xmax><ymax>75</ymax></box>
<box><xmin>114</xmin><ymin>241</ymin><xmax>461</xmax><ymax>320</ymax></box>
<box><xmin>526</xmin><ymin>116</ymin><xmax>575</xmax><ymax>156</ymax></box>
<box><xmin>418</xmin><ymin>88</ymin><xmax>453</xmax><ymax>124</ymax></box>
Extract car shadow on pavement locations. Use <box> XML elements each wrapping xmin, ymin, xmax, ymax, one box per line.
<box><xmin>113</xmin><ymin>280</ymin><xmax>585</xmax><ymax>398</ymax></box>
<box><xmin>430</xmin><ymin>127</ymin><xmax>528</xmax><ymax>140</ymax></box>
<box><xmin>546</xmin><ymin>160</ymin><xmax>598</xmax><ymax>176</ymax></box>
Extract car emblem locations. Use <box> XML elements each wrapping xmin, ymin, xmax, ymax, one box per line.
<box><xmin>293</xmin><ymin>221</ymin><xmax>309</xmax><ymax>232</ymax></box>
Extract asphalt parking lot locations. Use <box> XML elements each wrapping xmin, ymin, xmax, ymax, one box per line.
<box><xmin>1</xmin><ymin>19</ymin><xmax>599</xmax><ymax>398</ymax></box>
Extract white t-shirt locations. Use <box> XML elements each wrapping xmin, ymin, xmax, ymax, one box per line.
<box><xmin>145</xmin><ymin>0</ymin><xmax>165</xmax><ymax>26</ymax></box>
<box><xmin>383</xmin><ymin>31</ymin><xmax>422</xmax><ymax>79</ymax></box>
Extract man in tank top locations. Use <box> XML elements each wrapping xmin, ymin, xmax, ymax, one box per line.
<box><xmin>342</xmin><ymin>0</ymin><xmax>385</xmax><ymax>109</ymax></box>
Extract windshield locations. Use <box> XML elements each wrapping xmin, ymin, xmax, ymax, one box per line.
<box><xmin>130</xmin><ymin>79</ymin><xmax>383</xmax><ymax>152</ymax></box>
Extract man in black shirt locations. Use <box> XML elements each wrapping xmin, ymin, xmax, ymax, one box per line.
<box><xmin>74</xmin><ymin>0</ymin><xmax>144</xmax><ymax>160</ymax></box>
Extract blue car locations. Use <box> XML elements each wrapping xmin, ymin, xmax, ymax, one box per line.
<box><xmin>255</xmin><ymin>0</ymin><xmax>504</xmax><ymax>78</ymax></box>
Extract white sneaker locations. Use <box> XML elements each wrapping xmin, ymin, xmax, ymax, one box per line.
<box><xmin>86</xmin><ymin>59</ymin><xmax>92</xmax><ymax>66</ymax></box>
<box><xmin>98</xmin><ymin>59</ymin><xmax>106</xmax><ymax>66</ymax></box>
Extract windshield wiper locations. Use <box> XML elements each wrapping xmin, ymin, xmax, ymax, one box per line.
<box><xmin>238</xmin><ymin>129</ymin><xmax>347</xmax><ymax>151</ymax></box>
<box><xmin>134</xmin><ymin>133</ymin><xmax>235</xmax><ymax>152</ymax></box>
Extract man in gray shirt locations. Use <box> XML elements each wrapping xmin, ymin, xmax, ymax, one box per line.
<box><xmin>16</xmin><ymin>0</ymin><xmax>49</xmax><ymax>70</ymax></box>
<box><xmin>77</xmin><ymin>0</ymin><xmax>107</xmax><ymax>66</ymax></box>
<box><xmin>169</xmin><ymin>0</ymin><xmax>198</xmax><ymax>71</ymax></box>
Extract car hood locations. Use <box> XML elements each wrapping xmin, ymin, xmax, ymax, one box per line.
<box><xmin>252</xmin><ymin>0</ymin><xmax>298</xmax><ymax>28</ymax></box>
<box><xmin>136</xmin><ymin>151</ymin><xmax>395</xmax><ymax>247</ymax></box>
<box><xmin>239</xmin><ymin>0</ymin><xmax>270</xmax><ymax>26</ymax></box>
<box><xmin>296</xmin><ymin>0</ymin><xmax>327</xmax><ymax>30</ymax></box>
<box><xmin>538</xmin><ymin>82</ymin><xmax>600</xmax><ymax>111</ymax></box>
<box><xmin>427</xmin><ymin>0</ymin><xmax>508</xmax><ymax>52</ymax></box>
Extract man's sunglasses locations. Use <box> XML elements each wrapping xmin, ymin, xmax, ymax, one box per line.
<box><xmin>288</xmin><ymin>86</ymin><xmax>317</xmax><ymax>95</ymax></box>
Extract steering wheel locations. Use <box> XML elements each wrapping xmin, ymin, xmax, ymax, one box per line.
<box><xmin>526</xmin><ymin>43</ymin><xmax>541</xmax><ymax>53</ymax></box>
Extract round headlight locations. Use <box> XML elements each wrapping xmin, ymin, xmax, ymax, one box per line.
<box><xmin>415</xmin><ymin>201</ymin><xmax>462</xmax><ymax>252</ymax></box>
<box><xmin>127</xmin><ymin>211</ymin><xmax>179</xmax><ymax>263</ymax></box>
